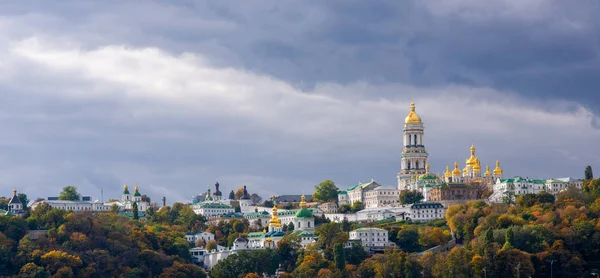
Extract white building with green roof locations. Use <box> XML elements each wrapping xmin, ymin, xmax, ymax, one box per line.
<box><xmin>349</xmin><ymin>227</ymin><xmax>394</xmax><ymax>248</ymax></box>
<box><xmin>339</xmin><ymin>180</ymin><xmax>382</xmax><ymax>206</ymax></box>
<box><xmin>103</xmin><ymin>184</ymin><xmax>150</xmax><ymax>213</ymax></box>
<box><xmin>490</xmin><ymin>177</ymin><xmax>547</xmax><ymax>203</ymax></box>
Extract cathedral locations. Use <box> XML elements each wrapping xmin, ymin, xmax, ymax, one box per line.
<box><xmin>397</xmin><ymin>102</ymin><xmax>504</xmax><ymax>192</ymax></box>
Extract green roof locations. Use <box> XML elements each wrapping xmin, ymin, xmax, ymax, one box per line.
<box><xmin>134</xmin><ymin>192</ymin><xmax>141</xmax><ymax>197</ymax></box>
<box><xmin>194</xmin><ymin>201</ymin><xmax>233</xmax><ymax>209</ymax></box>
<box><xmin>338</xmin><ymin>191</ymin><xmax>347</xmax><ymax>195</ymax></box>
<box><xmin>244</xmin><ymin>211</ymin><xmax>270</xmax><ymax>217</ymax></box>
<box><xmin>295</xmin><ymin>208</ymin><xmax>313</xmax><ymax>218</ymax></box>
<box><xmin>291</xmin><ymin>230</ymin><xmax>315</xmax><ymax>237</ymax></box>
<box><xmin>119</xmin><ymin>211</ymin><xmax>146</xmax><ymax>218</ymax></box>
<box><xmin>411</xmin><ymin>202</ymin><xmax>443</xmax><ymax>209</ymax></box>
<box><xmin>248</xmin><ymin>232</ymin><xmax>265</xmax><ymax>238</ymax></box>
<box><xmin>419</xmin><ymin>174</ymin><xmax>438</xmax><ymax>180</ymax></box>
<box><xmin>352</xmin><ymin>227</ymin><xmax>387</xmax><ymax>232</ymax></box>
<box><xmin>123</xmin><ymin>188</ymin><xmax>130</xmax><ymax>195</ymax></box>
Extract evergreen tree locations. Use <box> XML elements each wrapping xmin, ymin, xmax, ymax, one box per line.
<box><xmin>485</xmin><ymin>228</ymin><xmax>494</xmax><ymax>244</ymax></box>
<box><xmin>287</xmin><ymin>222</ymin><xmax>294</xmax><ymax>232</ymax></box>
<box><xmin>229</xmin><ymin>190</ymin><xmax>235</xmax><ymax>200</ymax></box>
<box><xmin>132</xmin><ymin>202</ymin><xmax>139</xmax><ymax>220</ymax></box>
<box><xmin>585</xmin><ymin>165</ymin><xmax>594</xmax><ymax>180</ymax></box>
<box><xmin>333</xmin><ymin>243</ymin><xmax>345</xmax><ymax>271</ymax></box>
<box><xmin>503</xmin><ymin>227</ymin><xmax>514</xmax><ymax>249</ymax></box>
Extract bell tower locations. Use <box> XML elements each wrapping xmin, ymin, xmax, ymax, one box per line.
<box><xmin>397</xmin><ymin>102</ymin><xmax>429</xmax><ymax>190</ymax></box>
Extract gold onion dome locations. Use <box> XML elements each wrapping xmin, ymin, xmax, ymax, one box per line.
<box><xmin>466</xmin><ymin>145</ymin><xmax>478</xmax><ymax>166</ymax></box>
<box><xmin>463</xmin><ymin>166</ymin><xmax>468</xmax><ymax>175</ymax></box>
<box><xmin>404</xmin><ymin>102</ymin><xmax>422</xmax><ymax>124</ymax></box>
<box><xmin>484</xmin><ymin>165</ymin><xmax>492</xmax><ymax>177</ymax></box>
<box><xmin>473</xmin><ymin>162</ymin><xmax>481</xmax><ymax>172</ymax></box>
<box><xmin>452</xmin><ymin>162</ymin><xmax>461</xmax><ymax>176</ymax></box>
<box><xmin>269</xmin><ymin>205</ymin><xmax>281</xmax><ymax>227</ymax></box>
<box><xmin>494</xmin><ymin>160</ymin><xmax>503</xmax><ymax>175</ymax></box>
<box><xmin>444</xmin><ymin>166</ymin><xmax>452</xmax><ymax>178</ymax></box>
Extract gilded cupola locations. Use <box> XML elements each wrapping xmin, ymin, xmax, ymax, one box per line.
<box><xmin>493</xmin><ymin>160</ymin><xmax>503</xmax><ymax>176</ymax></box>
<box><xmin>404</xmin><ymin>102</ymin><xmax>422</xmax><ymax>124</ymax></box>
<box><xmin>484</xmin><ymin>165</ymin><xmax>492</xmax><ymax>177</ymax></box>
<box><xmin>452</xmin><ymin>162</ymin><xmax>461</xmax><ymax>177</ymax></box>
<box><xmin>444</xmin><ymin>166</ymin><xmax>452</xmax><ymax>178</ymax></box>
<box><xmin>466</xmin><ymin>144</ymin><xmax>478</xmax><ymax>167</ymax></box>
<box><xmin>269</xmin><ymin>205</ymin><xmax>281</xmax><ymax>228</ymax></box>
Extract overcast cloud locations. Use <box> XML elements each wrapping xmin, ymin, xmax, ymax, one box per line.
<box><xmin>0</xmin><ymin>0</ymin><xmax>599</xmax><ymax>203</ymax></box>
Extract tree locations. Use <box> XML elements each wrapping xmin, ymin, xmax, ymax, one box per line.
<box><xmin>110</xmin><ymin>204</ymin><xmax>120</xmax><ymax>214</ymax></box>
<box><xmin>312</xmin><ymin>180</ymin><xmax>339</xmax><ymax>202</ymax></box>
<box><xmin>399</xmin><ymin>190</ymin><xmax>424</xmax><ymax>204</ymax></box>
<box><xmin>397</xmin><ymin>227</ymin><xmax>421</xmax><ymax>253</ymax></box>
<box><xmin>18</xmin><ymin>193</ymin><xmax>29</xmax><ymax>210</ymax></box>
<box><xmin>585</xmin><ymin>165</ymin><xmax>593</xmax><ymax>180</ymax></box>
<box><xmin>58</xmin><ymin>186</ymin><xmax>80</xmax><ymax>201</ymax></box>
<box><xmin>287</xmin><ymin>222</ymin><xmax>294</xmax><ymax>232</ymax></box>
<box><xmin>263</xmin><ymin>200</ymin><xmax>274</xmax><ymax>208</ymax></box>
<box><xmin>341</xmin><ymin>217</ymin><xmax>351</xmax><ymax>232</ymax></box>
<box><xmin>206</xmin><ymin>240</ymin><xmax>218</xmax><ymax>251</ymax></box>
<box><xmin>229</xmin><ymin>190</ymin><xmax>235</xmax><ymax>200</ymax></box>
<box><xmin>504</xmin><ymin>227</ymin><xmax>514</xmax><ymax>249</ymax></box>
<box><xmin>19</xmin><ymin>262</ymin><xmax>49</xmax><ymax>278</ymax></box>
<box><xmin>132</xmin><ymin>202</ymin><xmax>139</xmax><ymax>220</ymax></box>
<box><xmin>250</xmin><ymin>193</ymin><xmax>262</xmax><ymax>205</ymax></box>
<box><xmin>235</xmin><ymin>188</ymin><xmax>245</xmax><ymax>200</ymax></box>
<box><xmin>334</xmin><ymin>243</ymin><xmax>345</xmax><ymax>271</ymax></box>
<box><xmin>315</xmin><ymin>223</ymin><xmax>348</xmax><ymax>260</ymax></box>
<box><xmin>350</xmin><ymin>201</ymin><xmax>363</xmax><ymax>212</ymax></box>
<box><xmin>159</xmin><ymin>262</ymin><xmax>206</xmax><ymax>278</ymax></box>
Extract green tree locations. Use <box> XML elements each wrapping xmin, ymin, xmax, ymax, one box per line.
<box><xmin>58</xmin><ymin>186</ymin><xmax>80</xmax><ymax>201</ymax></box>
<box><xmin>132</xmin><ymin>202</ymin><xmax>139</xmax><ymax>220</ymax></box>
<box><xmin>345</xmin><ymin>241</ymin><xmax>368</xmax><ymax>265</ymax></box>
<box><xmin>399</xmin><ymin>190</ymin><xmax>424</xmax><ymax>204</ymax></box>
<box><xmin>334</xmin><ymin>243</ymin><xmax>345</xmax><ymax>271</ymax></box>
<box><xmin>206</xmin><ymin>240</ymin><xmax>218</xmax><ymax>251</ymax></box>
<box><xmin>315</xmin><ymin>223</ymin><xmax>348</xmax><ymax>260</ymax></box>
<box><xmin>350</xmin><ymin>201</ymin><xmax>364</xmax><ymax>212</ymax></box>
<box><xmin>312</xmin><ymin>180</ymin><xmax>339</xmax><ymax>202</ymax></box>
<box><xmin>229</xmin><ymin>190</ymin><xmax>235</xmax><ymax>200</ymax></box>
<box><xmin>19</xmin><ymin>262</ymin><xmax>49</xmax><ymax>278</ymax></box>
<box><xmin>110</xmin><ymin>204</ymin><xmax>120</xmax><ymax>214</ymax></box>
<box><xmin>504</xmin><ymin>227</ymin><xmax>514</xmax><ymax>249</ymax></box>
<box><xmin>397</xmin><ymin>227</ymin><xmax>421</xmax><ymax>253</ymax></box>
<box><xmin>18</xmin><ymin>193</ymin><xmax>29</xmax><ymax>210</ymax></box>
<box><xmin>585</xmin><ymin>165</ymin><xmax>593</xmax><ymax>180</ymax></box>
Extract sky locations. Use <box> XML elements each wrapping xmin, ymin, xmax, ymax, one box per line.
<box><xmin>0</xmin><ymin>0</ymin><xmax>599</xmax><ymax>204</ymax></box>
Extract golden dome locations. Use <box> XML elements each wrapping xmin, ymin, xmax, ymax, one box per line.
<box><xmin>269</xmin><ymin>205</ymin><xmax>281</xmax><ymax>228</ymax></box>
<box><xmin>13</xmin><ymin>188</ymin><xmax>17</xmax><ymax>196</ymax></box>
<box><xmin>466</xmin><ymin>145</ymin><xmax>478</xmax><ymax>166</ymax></box>
<box><xmin>452</xmin><ymin>162</ymin><xmax>461</xmax><ymax>177</ymax></box>
<box><xmin>463</xmin><ymin>166</ymin><xmax>468</xmax><ymax>175</ymax></box>
<box><xmin>124</xmin><ymin>185</ymin><xmax>128</xmax><ymax>191</ymax></box>
<box><xmin>299</xmin><ymin>195</ymin><xmax>307</xmax><ymax>209</ymax></box>
<box><xmin>404</xmin><ymin>102</ymin><xmax>422</xmax><ymax>124</ymax></box>
<box><xmin>426</xmin><ymin>163</ymin><xmax>430</xmax><ymax>172</ymax></box>
<box><xmin>135</xmin><ymin>185</ymin><xmax>139</xmax><ymax>192</ymax></box>
<box><xmin>444</xmin><ymin>166</ymin><xmax>452</xmax><ymax>178</ymax></box>
<box><xmin>473</xmin><ymin>162</ymin><xmax>481</xmax><ymax>172</ymax></box>
<box><xmin>484</xmin><ymin>165</ymin><xmax>492</xmax><ymax>177</ymax></box>
<box><xmin>493</xmin><ymin>160</ymin><xmax>503</xmax><ymax>175</ymax></box>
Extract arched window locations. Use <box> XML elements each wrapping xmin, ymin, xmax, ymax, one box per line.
<box><xmin>408</xmin><ymin>161</ymin><xmax>411</xmax><ymax>169</ymax></box>
<box><xmin>416</xmin><ymin>161</ymin><xmax>419</xmax><ymax>169</ymax></box>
